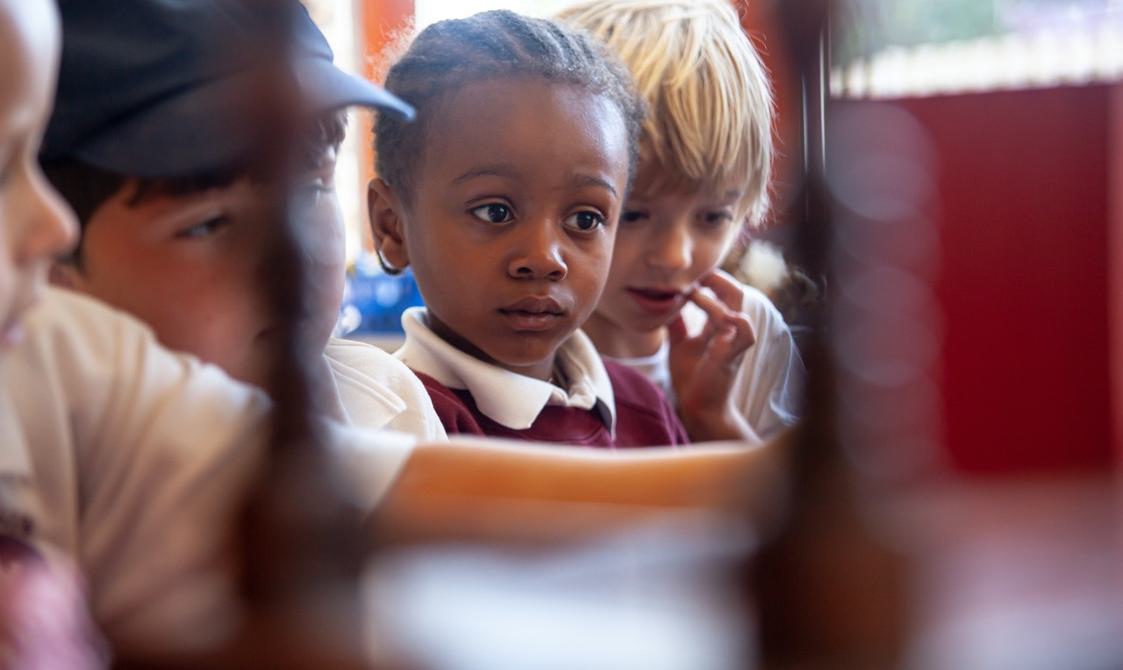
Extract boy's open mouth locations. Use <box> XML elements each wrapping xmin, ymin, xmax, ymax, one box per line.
<box><xmin>499</xmin><ymin>296</ymin><xmax>566</xmax><ymax>332</ymax></box>
<box><xmin>625</xmin><ymin>286</ymin><xmax>686</xmax><ymax>314</ymax></box>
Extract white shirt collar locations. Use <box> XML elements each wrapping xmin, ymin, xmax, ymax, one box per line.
<box><xmin>395</xmin><ymin>307</ymin><xmax>616</xmax><ymax>433</ymax></box>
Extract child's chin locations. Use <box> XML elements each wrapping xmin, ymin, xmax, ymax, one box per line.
<box><xmin>485</xmin><ymin>337</ymin><xmax>565</xmax><ymax>373</ymax></box>
<box><xmin>622</xmin><ymin>308</ymin><xmax>682</xmax><ymax>333</ymax></box>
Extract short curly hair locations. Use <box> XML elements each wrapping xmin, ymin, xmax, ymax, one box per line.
<box><xmin>374</xmin><ymin>10</ymin><xmax>646</xmax><ymax>205</ymax></box>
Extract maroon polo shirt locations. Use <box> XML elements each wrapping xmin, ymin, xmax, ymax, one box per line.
<box><xmin>413</xmin><ymin>361</ymin><xmax>690</xmax><ymax>448</ymax></box>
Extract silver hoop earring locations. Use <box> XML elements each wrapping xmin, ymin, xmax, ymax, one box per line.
<box><xmin>376</xmin><ymin>249</ymin><xmax>403</xmax><ymax>276</ymax></box>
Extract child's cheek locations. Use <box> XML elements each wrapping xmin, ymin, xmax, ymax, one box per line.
<box><xmin>606</xmin><ymin>238</ymin><xmax>644</xmax><ymax>288</ymax></box>
<box><xmin>299</xmin><ymin>202</ymin><xmax>347</xmax><ymax>324</ymax></box>
<box><xmin>580</xmin><ymin>236</ymin><xmax>616</xmax><ymax>317</ymax></box>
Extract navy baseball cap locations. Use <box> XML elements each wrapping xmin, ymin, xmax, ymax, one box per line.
<box><xmin>41</xmin><ymin>0</ymin><xmax>414</xmax><ymax>178</ymax></box>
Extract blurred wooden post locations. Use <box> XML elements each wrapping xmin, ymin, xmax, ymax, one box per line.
<box><xmin>748</xmin><ymin>1</ymin><xmax>912</xmax><ymax>667</ymax></box>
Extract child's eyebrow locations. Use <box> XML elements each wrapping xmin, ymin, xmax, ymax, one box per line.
<box><xmin>451</xmin><ymin>163</ymin><xmax>521</xmax><ymax>185</ymax></box>
<box><xmin>450</xmin><ymin>165</ymin><xmax>619</xmax><ymax>199</ymax></box>
<box><xmin>570</xmin><ymin>173</ymin><xmax>618</xmax><ymax>199</ymax></box>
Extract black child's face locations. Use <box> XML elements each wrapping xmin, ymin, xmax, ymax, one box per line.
<box><xmin>396</xmin><ymin>78</ymin><xmax>630</xmax><ymax>380</ymax></box>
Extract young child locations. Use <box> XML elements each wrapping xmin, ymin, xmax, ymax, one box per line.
<box><xmin>39</xmin><ymin>0</ymin><xmax>445</xmax><ymax>441</ymax></box>
<box><xmin>557</xmin><ymin>0</ymin><xmax>805</xmax><ymax>444</ymax></box>
<box><xmin>369</xmin><ymin>10</ymin><xmax>689</xmax><ymax>447</ymax></box>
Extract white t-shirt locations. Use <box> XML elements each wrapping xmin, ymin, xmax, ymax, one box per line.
<box><xmin>602</xmin><ymin>284</ymin><xmax>804</xmax><ymax>444</ymax></box>
<box><xmin>324</xmin><ymin>337</ymin><xmax>446</xmax><ymax>441</ymax></box>
<box><xmin>0</xmin><ymin>288</ymin><xmax>413</xmax><ymax>654</ymax></box>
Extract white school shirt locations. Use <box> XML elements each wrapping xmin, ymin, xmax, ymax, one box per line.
<box><xmin>324</xmin><ymin>337</ymin><xmax>446</xmax><ymax>441</ymax></box>
<box><xmin>602</xmin><ymin>283</ymin><xmax>804</xmax><ymax>444</ymax></box>
<box><xmin>394</xmin><ymin>307</ymin><xmax>617</xmax><ymax>433</ymax></box>
<box><xmin>0</xmin><ymin>288</ymin><xmax>413</xmax><ymax>654</ymax></box>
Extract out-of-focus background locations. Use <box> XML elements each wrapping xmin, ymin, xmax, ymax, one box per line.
<box><xmin>303</xmin><ymin>3</ymin><xmax>1123</xmax><ymax>668</ymax></box>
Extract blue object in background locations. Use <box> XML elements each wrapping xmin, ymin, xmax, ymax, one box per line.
<box><xmin>337</xmin><ymin>250</ymin><xmax>425</xmax><ymax>338</ymax></box>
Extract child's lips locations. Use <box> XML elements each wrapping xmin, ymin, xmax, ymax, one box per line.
<box><xmin>625</xmin><ymin>286</ymin><xmax>687</xmax><ymax>315</ymax></box>
<box><xmin>499</xmin><ymin>296</ymin><xmax>567</xmax><ymax>332</ymax></box>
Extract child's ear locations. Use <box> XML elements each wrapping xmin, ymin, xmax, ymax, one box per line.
<box><xmin>368</xmin><ymin>178</ymin><xmax>410</xmax><ymax>275</ymax></box>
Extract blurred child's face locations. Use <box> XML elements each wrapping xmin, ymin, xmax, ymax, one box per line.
<box><xmin>0</xmin><ymin>0</ymin><xmax>77</xmax><ymax>351</ymax></box>
<box><xmin>381</xmin><ymin>78</ymin><xmax>629</xmax><ymax>380</ymax></box>
<box><xmin>55</xmin><ymin>149</ymin><xmax>344</xmax><ymax>385</ymax></box>
<box><xmin>590</xmin><ymin>162</ymin><xmax>744</xmax><ymax>335</ymax></box>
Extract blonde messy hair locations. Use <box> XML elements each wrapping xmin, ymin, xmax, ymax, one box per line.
<box><xmin>556</xmin><ymin>0</ymin><xmax>774</xmax><ymax>226</ymax></box>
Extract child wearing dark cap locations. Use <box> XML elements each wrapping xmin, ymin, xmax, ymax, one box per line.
<box><xmin>370</xmin><ymin>11</ymin><xmax>689</xmax><ymax>447</ymax></box>
<box><xmin>41</xmin><ymin>0</ymin><xmax>444</xmax><ymax>440</ymax></box>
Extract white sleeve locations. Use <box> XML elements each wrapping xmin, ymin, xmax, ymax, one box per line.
<box><xmin>14</xmin><ymin>291</ymin><xmax>415</xmax><ymax>654</ymax></box>
<box><xmin>327</xmin><ymin>425</ymin><xmax>416</xmax><ymax>511</ymax></box>
<box><xmin>325</xmin><ymin>338</ymin><xmax>447</xmax><ymax>442</ymax></box>
<box><xmin>733</xmin><ymin>286</ymin><xmax>806</xmax><ymax>442</ymax></box>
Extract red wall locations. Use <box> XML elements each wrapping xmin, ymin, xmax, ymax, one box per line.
<box><xmin>886</xmin><ymin>85</ymin><xmax>1115</xmax><ymax>473</ymax></box>
<box><xmin>357</xmin><ymin>0</ymin><xmax>414</xmax><ymax>251</ymax></box>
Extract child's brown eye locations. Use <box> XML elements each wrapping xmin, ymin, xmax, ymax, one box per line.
<box><xmin>470</xmin><ymin>203</ymin><xmax>513</xmax><ymax>224</ymax></box>
<box><xmin>620</xmin><ymin>210</ymin><xmax>648</xmax><ymax>224</ymax></box>
<box><xmin>563</xmin><ymin>210</ymin><xmax>605</xmax><ymax>232</ymax></box>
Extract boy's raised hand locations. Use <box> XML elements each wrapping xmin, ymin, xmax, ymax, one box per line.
<box><xmin>668</xmin><ymin>270</ymin><xmax>759</xmax><ymax>443</ymax></box>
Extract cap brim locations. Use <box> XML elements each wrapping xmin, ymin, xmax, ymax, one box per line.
<box><xmin>296</xmin><ymin>58</ymin><xmax>415</xmax><ymax>123</ymax></box>
<box><xmin>69</xmin><ymin>58</ymin><xmax>413</xmax><ymax>179</ymax></box>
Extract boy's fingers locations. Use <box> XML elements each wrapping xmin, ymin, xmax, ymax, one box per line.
<box><xmin>711</xmin><ymin>325</ymin><xmax>749</xmax><ymax>369</ymax></box>
<box><xmin>687</xmin><ymin>328</ymin><xmax>741</xmax><ymax>401</ymax></box>
<box><xmin>692</xmin><ymin>323</ymin><xmax>751</xmax><ymax>392</ymax></box>
<box><xmin>691</xmin><ymin>288</ymin><xmax>755</xmax><ymax>350</ymax></box>
<box><xmin>729</xmin><ymin>312</ymin><xmax>757</xmax><ymax>351</ymax></box>
<box><xmin>699</xmin><ymin>269</ymin><xmax>746</xmax><ymax>311</ymax></box>
<box><xmin>667</xmin><ymin>313</ymin><xmax>690</xmax><ymax>345</ymax></box>
<box><xmin>689</xmin><ymin>286</ymin><xmax>736</xmax><ymax>325</ymax></box>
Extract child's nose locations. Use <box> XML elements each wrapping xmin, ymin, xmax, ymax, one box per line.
<box><xmin>644</xmin><ymin>224</ymin><xmax>692</xmax><ymax>273</ymax></box>
<box><xmin>19</xmin><ymin>172</ymin><xmax>78</xmax><ymax>264</ymax></box>
<box><xmin>508</xmin><ymin>220</ymin><xmax>568</xmax><ymax>281</ymax></box>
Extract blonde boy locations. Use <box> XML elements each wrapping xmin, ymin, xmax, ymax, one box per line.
<box><xmin>558</xmin><ymin>0</ymin><xmax>804</xmax><ymax>444</ymax></box>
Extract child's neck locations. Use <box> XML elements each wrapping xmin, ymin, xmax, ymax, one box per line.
<box><xmin>426</xmin><ymin>311</ymin><xmax>557</xmax><ymax>381</ymax></box>
<box><xmin>582</xmin><ymin>312</ymin><xmax>666</xmax><ymax>359</ymax></box>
